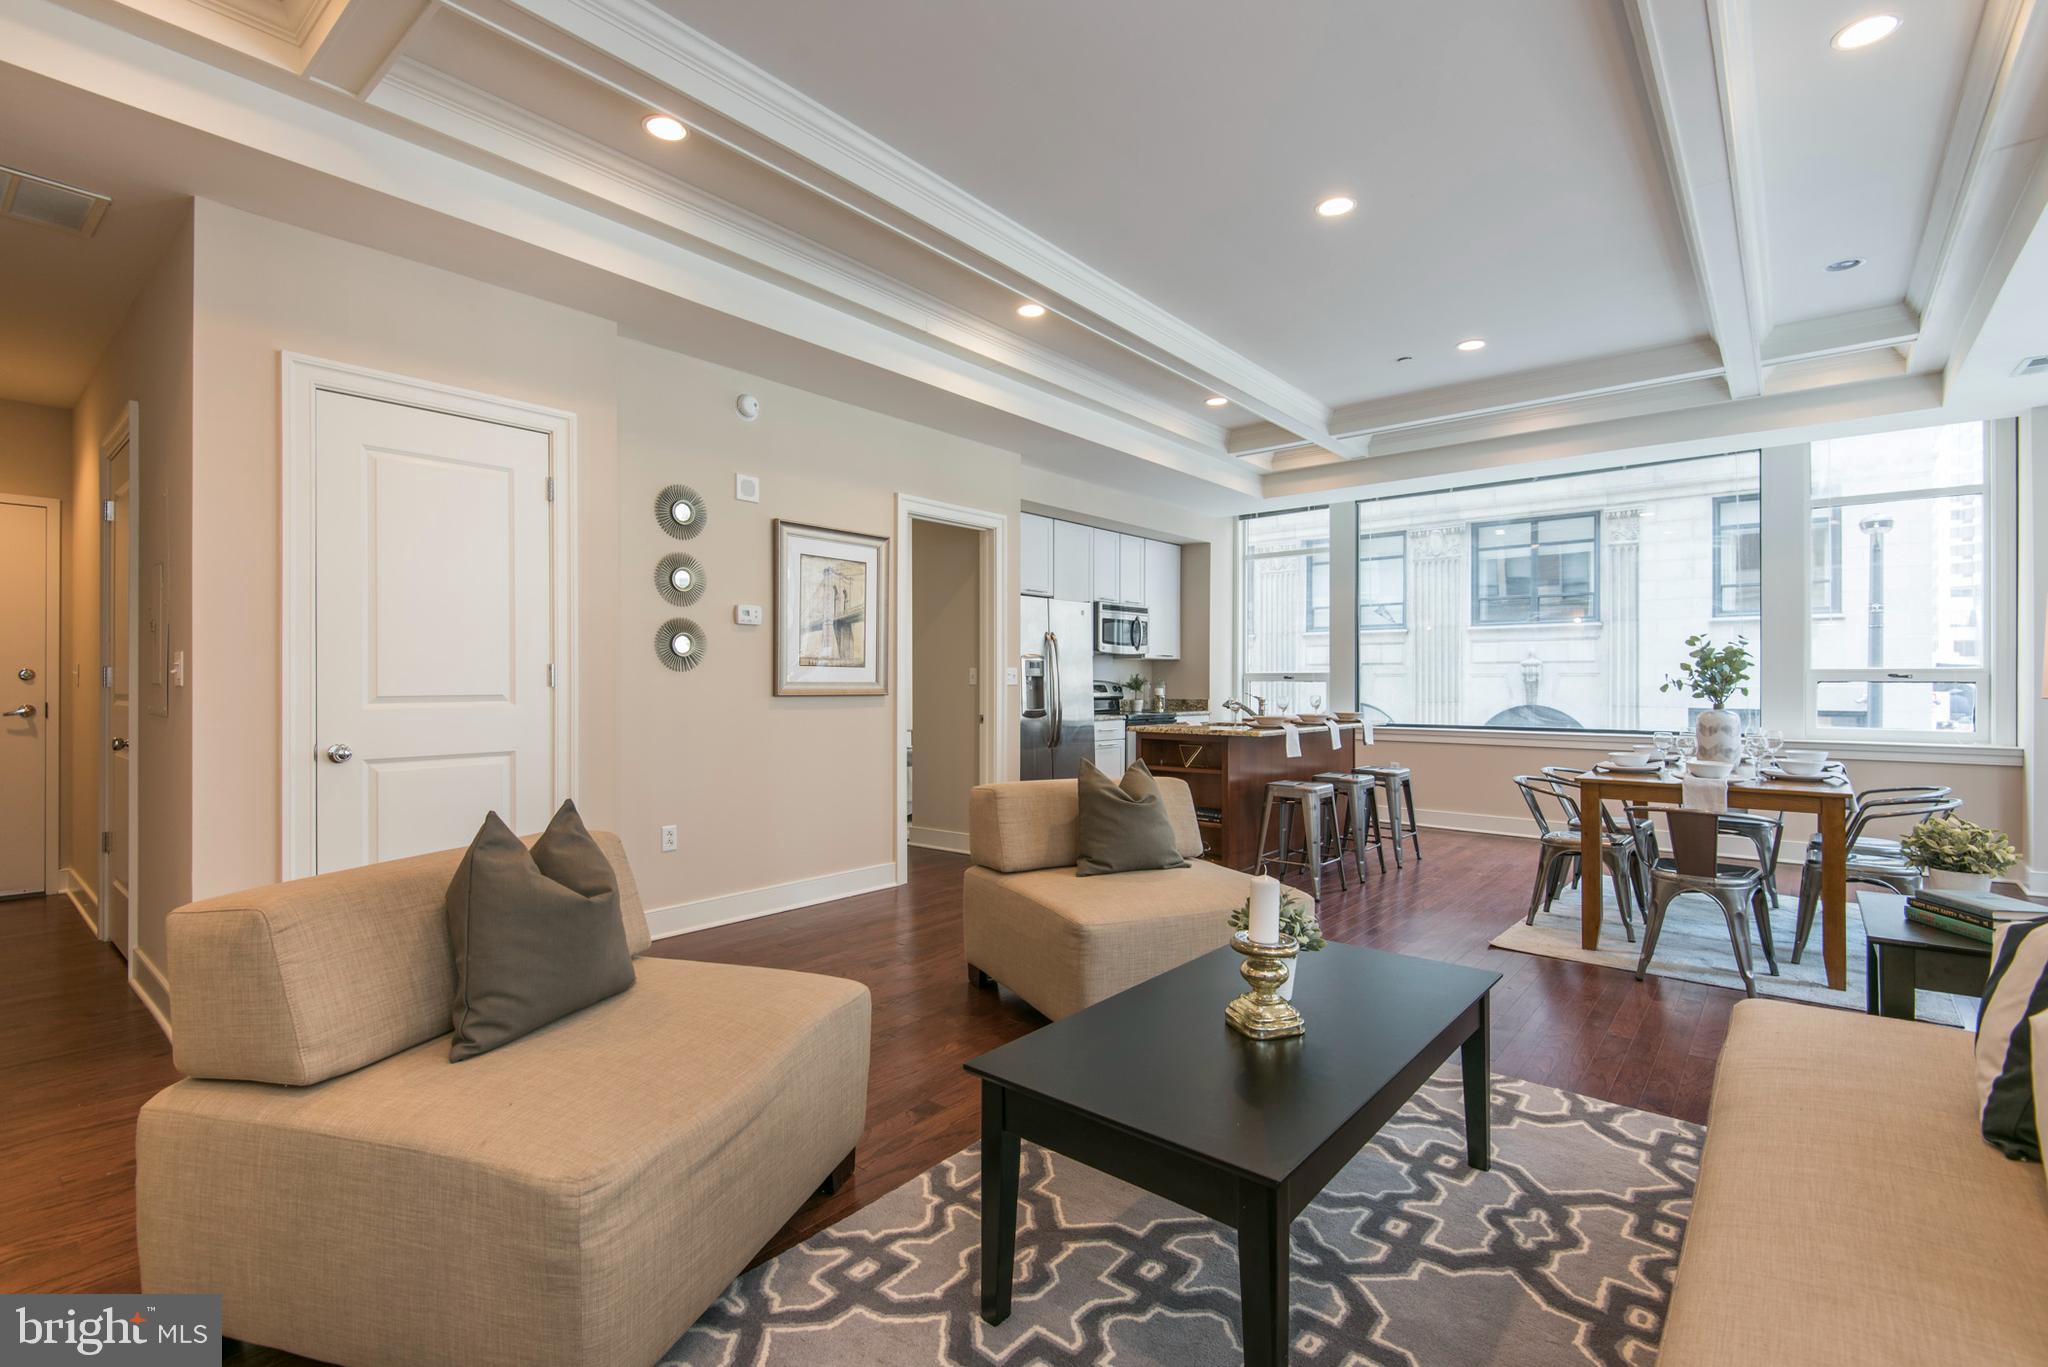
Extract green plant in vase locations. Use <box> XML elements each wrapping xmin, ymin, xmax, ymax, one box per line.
<box><xmin>1661</xmin><ymin>634</ymin><xmax>1753</xmax><ymax>765</ymax></box>
<box><xmin>1229</xmin><ymin>888</ymin><xmax>1325</xmax><ymax>951</ymax></box>
<box><xmin>1899</xmin><ymin>817</ymin><xmax>2017</xmax><ymax>893</ymax></box>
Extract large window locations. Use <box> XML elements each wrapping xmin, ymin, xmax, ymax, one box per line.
<box><xmin>1241</xmin><ymin>507</ymin><xmax>1330</xmax><ymax>713</ymax></box>
<box><xmin>1243</xmin><ymin>419</ymin><xmax>2013</xmax><ymax>744</ymax></box>
<box><xmin>1472</xmin><ymin>513</ymin><xmax>1599</xmax><ymax>624</ymax></box>
<box><xmin>1359</xmin><ymin>532</ymin><xmax>1406</xmax><ymax>630</ymax></box>
<box><xmin>1806</xmin><ymin>423</ymin><xmax>1993</xmax><ymax>737</ymax></box>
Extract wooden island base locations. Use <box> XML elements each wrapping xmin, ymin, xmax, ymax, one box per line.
<box><xmin>1131</xmin><ymin>723</ymin><xmax>1365</xmax><ymax>871</ymax></box>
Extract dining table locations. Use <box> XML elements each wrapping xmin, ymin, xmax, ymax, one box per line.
<box><xmin>1574</xmin><ymin>763</ymin><xmax>1857</xmax><ymax>991</ymax></box>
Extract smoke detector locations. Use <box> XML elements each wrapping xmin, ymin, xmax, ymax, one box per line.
<box><xmin>0</xmin><ymin>166</ymin><xmax>110</xmax><ymax>237</ymax></box>
<box><xmin>2011</xmin><ymin>355</ymin><xmax>2048</xmax><ymax>378</ymax></box>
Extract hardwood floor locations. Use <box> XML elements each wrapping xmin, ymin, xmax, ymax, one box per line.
<box><xmin>2</xmin><ymin>830</ymin><xmax>1746</xmax><ymax>1359</ymax></box>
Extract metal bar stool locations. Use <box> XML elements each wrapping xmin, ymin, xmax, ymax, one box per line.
<box><xmin>1316</xmin><ymin>770</ymin><xmax>1384</xmax><ymax>878</ymax></box>
<box><xmin>1255</xmin><ymin>779</ymin><xmax>1347</xmax><ymax>901</ymax></box>
<box><xmin>1353</xmin><ymin>764</ymin><xmax>1422</xmax><ymax>866</ymax></box>
<box><xmin>1635</xmin><ymin>806</ymin><xmax>1777</xmax><ymax>997</ymax></box>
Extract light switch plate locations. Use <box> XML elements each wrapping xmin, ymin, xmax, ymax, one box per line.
<box><xmin>734</xmin><ymin>604</ymin><xmax>764</xmax><ymax>626</ymax></box>
<box><xmin>967</xmin><ymin>666</ymin><xmax>978</xmax><ymax>686</ymax></box>
<box><xmin>1004</xmin><ymin>666</ymin><xmax>1020</xmax><ymax>686</ymax></box>
<box><xmin>170</xmin><ymin>650</ymin><xmax>186</xmax><ymax>687</ymax></box>
<box><xmin>735</xmin><ymin>473</ymin><xmax>761</xmax><ymax>502</ymax></box>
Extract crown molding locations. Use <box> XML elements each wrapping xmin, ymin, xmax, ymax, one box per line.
<box><xmin>372</xmin><ymin>60</ymin><xmax>1231</xmax><ymax>456</ymax></box>
<box><xmin>484</xmin><ymin>0</ymin><xmax>1351</xmax><ymax>453</ymax></box>
<box><xmin>185</xmin><ymin>0</ymin><xmax>334</xmax><ymax>44</ymax></box>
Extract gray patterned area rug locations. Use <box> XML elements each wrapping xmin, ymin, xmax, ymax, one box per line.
<box><xmin>664</xmin><ymin>1073</ymin><xmax>1701</xmax><ymax>1366</ymax></box>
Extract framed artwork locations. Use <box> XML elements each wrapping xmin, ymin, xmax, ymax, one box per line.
<box><xmin>773</xmin><ymin>520</ymin><xmax>890</xmax><ymax>696</ymax></box>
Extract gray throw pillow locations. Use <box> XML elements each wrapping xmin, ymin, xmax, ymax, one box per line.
<box><xmin>1076</xmin><ymin>760</ymin><xmax>1190</xmax><ymax>877</ymax></box>
<box><xmin>446</xmin><ymin>801</ymin><xmax>635</xmax><ymax>1061</ymax></box>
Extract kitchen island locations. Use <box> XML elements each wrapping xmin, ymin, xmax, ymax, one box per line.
<box><xmin>1130</xmin><ymin>721</ymin><xmax>1366</xmax><ymax>871</ymax></box>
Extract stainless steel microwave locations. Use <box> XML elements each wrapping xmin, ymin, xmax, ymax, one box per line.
<box><xmin>1094</xmin><ymin>601</ymin><xmax>1149</xmax><ymax>656</ymax></box>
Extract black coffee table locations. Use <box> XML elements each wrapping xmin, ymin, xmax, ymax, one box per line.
<box><xmin>1860</xmin><ymin>892</ymin><xmax>1993</xmax><ymax>1020</ymax></box>
<box><xmin>964</xmin><ymin>941</ymin><xmax>1500</xmax><ymax>1366</ymax></box>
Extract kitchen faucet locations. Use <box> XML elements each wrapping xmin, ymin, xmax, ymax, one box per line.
<box><xmin>1222</xmin><ymin>699</ymin><xmax>1254</xmax><ymax>718</ymax></box>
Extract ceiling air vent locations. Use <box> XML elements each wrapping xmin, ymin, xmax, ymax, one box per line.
<box><xmin>2012</xmin><ymin>355</ymin><xmax>2048</xmax><ymax>379</ymax></box>
<box><xmin>0</xmin><ymin>166</ymin><xmax>110</xmax><ymax>237</ymax></box>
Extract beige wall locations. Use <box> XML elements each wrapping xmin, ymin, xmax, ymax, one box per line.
<box><xmin>0</xmin><ymin>399</ymin><xmax>71</xmax><ymax>500</ymax></box>
<box><xmin>67</xmin><ymin>209</ymin><xmax>195</xmax><ymax>1007</ymax></box>
<box><xmin>187</xmin><ymin>199</ymin><xmax>622</xmax><ymax>900</ymax></box>
<box><xmin>615</xmin><ymin>337</ymin><xmax>1022</xmax><ymax>925</ymax></box>
<box><xmin>910</xmin><ymin>519</ymin><xmax>982</xmax><ymax>843</ymax></box>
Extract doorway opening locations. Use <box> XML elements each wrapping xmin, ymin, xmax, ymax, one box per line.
<box><xmin>894</xmin><ymin>496</ymin><xmax>1008</xmax><ymax>884</ymax></box>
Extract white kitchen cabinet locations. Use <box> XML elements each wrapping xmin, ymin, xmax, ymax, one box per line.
<box><xmin>1020</xmin><ymin>513</ymin><xmax>1053</xmax><ymax>596</ymax></box>
<box><xmin>1052</xmin><ymin>519</ymin><xmax>1092</xmax><ymax>602</ymax></box>
<box><xmin>1093</xmin><ymin>720</ymin><xmax>1126</xmax><ymax>779</ymax></box>
<box><xmin>1091</xmin><ymin>527</ymin><xmax>1120</xmax><ymax>602</ymax></box>
<box><xmin>1119</xmin><ymin>534</ymin><xmax>1145</xmax><ymax>606</ymax></box>
<box><xmin>1144</xmin><ymin>538</ymin><xmax>1181</xmax><ymax>659</ymax></box>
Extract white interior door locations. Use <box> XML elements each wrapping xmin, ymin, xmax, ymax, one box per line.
<box><xmin>102</xmin><ymin>438</ymin><xmax>133</xmax><ymax>953</ymax></box>
<box><xmin>313</xmin><ymin>391</ymin><xmax>556</xmax><ymax>873</ymax></box>
<box><xmin>0</xmin><ymin>499</ymin><xmax>51</xmax><ymax>898</ymax></box>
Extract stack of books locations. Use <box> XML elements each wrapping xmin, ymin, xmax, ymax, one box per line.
<box><xmin>1903</xmin><ymin>887</ymin><xmax>2046</xmax><ymax>943</ymax></box>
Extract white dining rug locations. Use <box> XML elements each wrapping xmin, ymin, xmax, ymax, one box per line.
<box><xmin>1490</xmin><ymin>872</ymin><xmax>1976</xmax><ymax>1027</ymax></box>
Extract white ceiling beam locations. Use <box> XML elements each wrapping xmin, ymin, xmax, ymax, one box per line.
<box><xmin>1225</xmin><ymin>337</ymin><xmax>1725</xmax><ymax>458</ymax></box>
<box><xmin>1759</xmin><ymin>302</ymin><xmax>1920</xmax><ymax>366</ymax></box>
<box><xmin>300</xmin><ymin>0</ymin><xmax>439</xmax><ymax>96</ymax></box>
<box><xmin>473</xmin><ymin>0</ymin><xmax>1358</xmax><ymax>457</ymax></box>
<box><xmin>1906</xmin><ymin>0</ymin><xmax>2048</xmax><ymax>376</ymax></box>
<box><xmin>1623</xmin><ymin>0</ymin><xmax>1768</xmax><ymax>398</ymax></box>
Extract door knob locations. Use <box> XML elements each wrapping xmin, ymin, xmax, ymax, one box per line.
<box><xmin>326</xmin><ymin>743</ymin><xmax>354</xmax><ymax>764</ymax></box>
<box><xmin>110</xmin><ymin>736</ymin><xmax>128</xmax><ymax>750</ymax></box>
<box><xmin>15</xmin><ymin>668</ymin><xmax>32</xmax><ymax>682</ymax></box>
<box><xmin>4</xmin><ymin>704</ymin><xmax>34</xmax><ymax>719</ymax></box>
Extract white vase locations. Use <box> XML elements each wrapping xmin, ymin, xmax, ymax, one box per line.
<box><xmin>1694</xmin><ymin>706</ymin><xmax>1742</xmax><ymax>765</ymax></box>
<box><xmin>1923</xmin><ymin>869</ymin><xmax>1993</xmax><ymax>894</ymax></box>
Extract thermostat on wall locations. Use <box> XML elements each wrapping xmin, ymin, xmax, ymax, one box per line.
<box><xmin>735</xmin><ymin>473</ymin><xmax>761</xmax><ymax>502</ymax></box>
<box><xmin>735</xmin><ymin>604</ymin><xmax>764</xmax><ymax>626</ymax></box>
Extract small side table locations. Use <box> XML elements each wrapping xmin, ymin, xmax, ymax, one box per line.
<box><xmin>1859</xmin><ymin>894</ymin><xmax>1991</xmax><ymax>1021</ymax></box>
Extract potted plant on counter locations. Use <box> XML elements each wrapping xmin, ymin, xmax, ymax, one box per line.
<box><xmin>1661</xmin><ymin>635</ymin><xmax>1753</xmax><ymax>765</ymax></box>
<box><xmin>1899</xmin><ymin>816</ymin><xmax>2018</xmax><ymax>893</ymax></box>
<box><xmin>1122</xmin><ymin>672</ymin><xmax>1149</xmax><ymax>713</ymax></box>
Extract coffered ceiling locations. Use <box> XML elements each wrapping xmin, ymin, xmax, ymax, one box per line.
<box><xmin>2</xmin><ymin>0</ymin><xmax>2046</xmax><ymax>502</ymax></box>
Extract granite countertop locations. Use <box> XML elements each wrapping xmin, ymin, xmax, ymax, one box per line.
<box><xmin>1131</xmin><ymin>720</ymin><xmax>1364</xmax><ymax>738</ymax></box>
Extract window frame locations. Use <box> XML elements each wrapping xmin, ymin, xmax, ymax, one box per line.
<box><xmin>1468</xmin><ymin>511</ymin><xmax>1602</xmax><ymax>626</ymax></box>
<box><xmin>1238</xmin><ymin>506</ymin><xmax>1332</xmax><ymax>706</ymax></box>
<box><xmin>1711</xmin><ymin>495</ymin><xmax>1843</xmax><ymax>618</ymax></box>
<box><xmin>1357</xmin><ymin>531</ymin><xmax>1407</xmax><ymax>631</ymax></box>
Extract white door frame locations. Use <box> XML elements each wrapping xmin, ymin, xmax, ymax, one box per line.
<box><xmin>895</xmin><ymin>494</ymin><xmax>1008</xmax><ymax>886</ymax></box>
<box><xmin>0</xmin><ymin>490</ymin><xmax>62</xmax><ymax>899</ymax></box>
<box><xmin>98</xmin><ymin>404</ymin><xmax>138</xmax><ymax>951</ymax></box>
<box><xmin>280</xmin><ymin>353</ymin><xmax>579</xmax><ymax>880</ymax></box>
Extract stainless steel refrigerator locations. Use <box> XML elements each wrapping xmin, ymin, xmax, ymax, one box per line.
<box><xmin>1019</xmin><ymin>597</ymin><xmax>1094</xmax><ymax>779</ymax></box>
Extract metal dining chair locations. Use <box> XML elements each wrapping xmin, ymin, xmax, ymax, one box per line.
<box><xmin>1542</xmin><ymin>765</ymin><xmax>1657</xmax><ymax>908</ymax></box>
<box><xmin>1789</xmin><ymin>792</ymin><xmax>1962</xmax><ymax>964</ymax></box>
<box><xmin>1513</xmin><ymin>774</ymin><xmax>1640</xmax><ymax>941</ymax></box>
<box><xmin>1634</xmin><ymin>806</ymin><xmax>1777</xmax><ymax>998</ymax></box>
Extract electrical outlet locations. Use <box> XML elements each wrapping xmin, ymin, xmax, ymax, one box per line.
<box><xmin>660</xmin><ymin>824</ymin><xmax>678</xmax><ymax>852</ymax></box>
<box><xmin>734</xmin><ymin>604</ymin><xmax>764</xmax><ymax>626</ymax></box>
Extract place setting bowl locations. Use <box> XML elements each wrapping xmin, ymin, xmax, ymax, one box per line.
<box><xmin>1599</xmin><ymin>748</ymin><xmax>1667</xmax><ymax>774</ymax></box>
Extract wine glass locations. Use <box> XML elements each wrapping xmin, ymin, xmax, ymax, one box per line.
<box><xmin>1653</xmin><ymin>731</ymin><xmax>1675</xmax><ymax>762</ymax></box>
<box><xmin>1764</xmin><ymin>730</ymin><xmax>1785</xmax><ymax>767</ymax></box>
<box><xmin>1677</xmin><ymin>734</ymin><xmax>1697</xmax><ymax>769</ymax></box>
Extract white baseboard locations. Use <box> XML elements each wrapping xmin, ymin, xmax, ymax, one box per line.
<box><xmin>644</xmin><ymin>863</ymin><xmax>899</xmax><ymax>941</ymax></box>
<box><xmin>131</xmin><ymin>945</ymin><xmax>172</xmax><ymax>1040</ymax></box>
<box><xmin>61</xmin><ymin>867</ymin><xmax>99</xmax><ymax>936</ymax></box>
<box><xmin>907</xmin><ymin>826</ymin><xmax>970</xmax><ymax>854</ymax></box>
<box><xmin>2015</xmin><ymin>865</ymin><xmax>2048</xmax><ymax>897</ymax></box>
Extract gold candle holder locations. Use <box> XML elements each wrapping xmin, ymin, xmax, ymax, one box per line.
<box><xmin>1226</xmin><ymin>930</ymin><xmax>1304</xmax><ymax>1040</ymax></box>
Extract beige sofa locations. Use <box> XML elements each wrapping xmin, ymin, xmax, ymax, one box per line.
<box><xmin>963</xmin><ymin>776</ymin><xmax>1288</xmax><ymax>1019</ymax></box>
<box><xmin>1660</xmin><ymin>1000</ymin><xmax>2048</xmax><ymax>1366</ymax></box>
<box><xmin>137</xmin><ymin>832</ymin><xmax>871</xmax><ymax>1367</ymax></box>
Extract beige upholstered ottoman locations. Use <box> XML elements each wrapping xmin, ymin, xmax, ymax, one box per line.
<box><xmin>963</xmin><ymin>778</ymin><xmax>1286</xmax><ymax>1019</ymax></box>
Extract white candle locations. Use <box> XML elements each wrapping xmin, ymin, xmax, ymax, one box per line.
<box><xmin>1249</xmin><ymin>875</ymin><xmax>1281</xmax><ymax>945</ymax></box>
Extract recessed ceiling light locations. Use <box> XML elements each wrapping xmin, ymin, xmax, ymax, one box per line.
<box><xmin>1315</xmin><ymin>195</ymin><xmax>1357</xmax><ymax>218</ymax></box>
<box><xmin>1456</xmin><ymin>338</ymin><xmax>1487</xmax><ymax>352</ymax></box>
<box><xmin>642</xmin><ymin>114</ymin><xmax>687</xmax><ymax>142</ymax></box>
<box><xmin>1826</xmin><ymin>257</ymin><xmax>1864</xmax><ymax>272</ymax></box>
<box><xmin>1831</xmin><ymin>14</ymin><xmax>1901</xmax><ymax>50</ymax></box>
<box><xmin>1205</xmin><ymin>395</ymin><xmax>1229</xmax><ymax>407</ymax></box>
<box><xmin>1015</xmin><ymin>302</ymin><xmax>1046</xmax><ymax>319</ymax></box>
